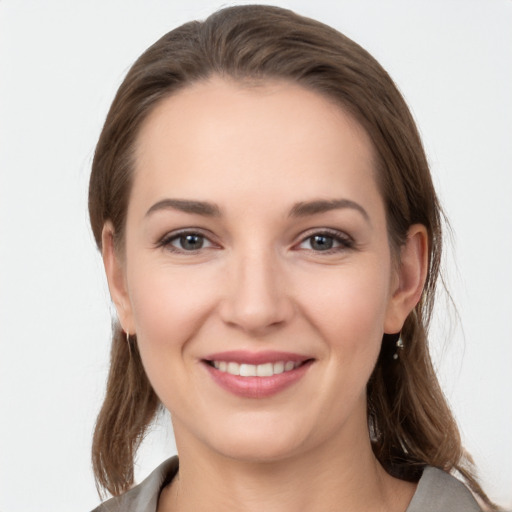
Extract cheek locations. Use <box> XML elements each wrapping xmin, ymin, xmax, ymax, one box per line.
<box><xmin>299</xmin><ymin>261</ymin><xmax>392</xmax><ymax>357</ymax></box>
<box><xmin>126</xmin><ymin>261</ymin><xmax>218</xmax><ymax>360</ymax></box>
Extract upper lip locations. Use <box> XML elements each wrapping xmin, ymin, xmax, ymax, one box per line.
<box><xmin>203</xmin><ymin>350</ymin><xmax>313</xmax><ymax>365</ymax></box>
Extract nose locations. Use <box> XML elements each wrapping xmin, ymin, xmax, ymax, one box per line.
<box><xmin>218</xmin><ymin>248</ymin><xmax>295</xmax><ymax>336</ymax></box>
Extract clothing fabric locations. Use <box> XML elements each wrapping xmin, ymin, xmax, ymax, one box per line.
<box><xmin>91</xmin><ymin>456</ymin><xmax>482</xmax><ymax>512</ymax></box>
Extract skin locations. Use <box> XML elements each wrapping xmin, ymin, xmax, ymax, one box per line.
<box><xmin>103</xmin><ymin>77</ymin><xmax>428</xmax><ymax>512</ymax></box>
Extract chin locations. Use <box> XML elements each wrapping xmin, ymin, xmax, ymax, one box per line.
<box><xmin>215</xmin><ymin>438</ymin><xmax>305</xmax><ymax>464</ymax></box>
<box><xmin>198</xmin><ymin>415</ymin><xmax>316</xmax><ymax>464</ymax></box>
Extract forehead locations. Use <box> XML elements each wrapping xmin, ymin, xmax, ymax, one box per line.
<box><xmin>132</xmin><ymin>77</ymin><xmax>381</xmax><ymax>217</ymax></box>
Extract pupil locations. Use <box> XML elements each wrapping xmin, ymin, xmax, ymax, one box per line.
<box><xmin>180</xmin><ymin>234</ymin><xmax>203</xmax><ymax>250</ymax></box>
<box><xmin>311</xmin><ymin>235</ymin><xmax>333</xmax><ymax>251</ymax></box>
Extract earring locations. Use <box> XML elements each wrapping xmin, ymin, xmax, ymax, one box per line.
<box><xmin>393</xmin><ymin>336</ymin><xmax>404</xmax><ymax>360</ymax></box>
<box><xmin>126</xmin><ymin>330</ymin><xmax>134</xmax><ymax>358</ymax></box>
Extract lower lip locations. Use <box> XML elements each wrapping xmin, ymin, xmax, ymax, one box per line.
<box><xmin>203</xmin><ymin>360</ymin><xmax>313</xmax><ymax>398</ymax></box>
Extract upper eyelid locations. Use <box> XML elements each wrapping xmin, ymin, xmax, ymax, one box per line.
<box><xmin>296</xmin><ymin>227</ymin><xmax>354</xmax><ymax>242</ymax></box>
<box><xmin>159</xmin><ymin>227</ymin><xmax>216</xmax><ymax>242</ymax></box>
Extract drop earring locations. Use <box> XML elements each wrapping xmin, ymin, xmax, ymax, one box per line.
<box><xmin>126</xmin><ymin>331</ymin><xmax>134</xmax><ymax>358</ymax></box>
<box><xmin>393</xmin><ymin>336</ymin><xmax>404</xmax><ymax>360</ymax></box>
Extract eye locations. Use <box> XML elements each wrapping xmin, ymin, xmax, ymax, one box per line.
<box><xmin>297</xmin><ymin>230</ymin><xmax>354</xmax><ymax>252</ymax></box>
<box><xmin>158</xmin><ymin>231</ymin><xmax>215</xmax><ymax>253</ymax></box>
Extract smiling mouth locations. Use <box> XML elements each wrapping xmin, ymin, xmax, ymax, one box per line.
<box><xmin>205</xmin><ymin>360</ymin><xmax>309</xmax><ymax>377</ymax></box>
<box><xmin>202</xmin><ymin>351</ymin><xmax>314</xmax><ymax>398</ymax></box>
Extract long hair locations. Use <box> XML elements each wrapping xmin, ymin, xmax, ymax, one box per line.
<box><xmin>88</xmin><ymin>4</ymin><xmax>494</xmax><ymax>506</ymax></box>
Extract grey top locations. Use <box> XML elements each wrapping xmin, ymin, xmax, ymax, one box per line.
<box><xmin>91</xmin><ymin>456</ymin><xmax>482</xmax><ymax>512</ymax></box>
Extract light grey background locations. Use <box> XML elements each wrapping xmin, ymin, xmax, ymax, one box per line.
<box><xmin>0</xmin><ymin>1</ymin><xmax>511</xmax><ymax>510</ymax></box>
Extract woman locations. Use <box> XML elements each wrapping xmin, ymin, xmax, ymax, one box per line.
<box><xmin>88</xmin><ymin>5</ymin><xmax>495</xmax><ymax>511</ymax></box>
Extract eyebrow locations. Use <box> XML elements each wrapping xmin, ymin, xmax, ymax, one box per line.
<box><xmin>289</xmin><ymin>199</ymin><xmax>370</xmax><ymax>223</ymax></box>
<box><xmin>145</xmin><ymin>199</ymin><xmax>221</xmax><ymax>217</ymax></box>
<box><xmin>145</xmin><ymin>197</ymin><xmax>370</xmax><ymax>223</ymax></box>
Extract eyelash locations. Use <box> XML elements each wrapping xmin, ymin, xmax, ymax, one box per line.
<box><xmin>295</xmin><ymin>228</ymin><xmax>355</xmax><ymax>254</ymax></box>
<box><xmin>156</xmin><ymin>228</ymin><xmax>355</xmax><ymax>254</ymax></box>
<box><xmin>157</xmin><ymin>229</ymin><xmax>216</xmax><ymax>253</ymax></box>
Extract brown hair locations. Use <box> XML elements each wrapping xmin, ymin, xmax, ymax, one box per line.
<box><xmin>89</xmin><ymin>4</ymin><xmax>494</xmax><ymax>507</ymax></box>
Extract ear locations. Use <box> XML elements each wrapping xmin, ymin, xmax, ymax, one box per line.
<box><xmin>384</xmin><ymin>224</ymin><xmax>429</xmax><ymax>334</ymax></box>
<box><xmin>101</xmin><ymin>221</ymin><xmax>135</xmax><ymax>335</ymax></box>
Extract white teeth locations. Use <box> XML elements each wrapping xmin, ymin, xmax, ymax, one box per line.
<box><xmin>212</xmin><ymin>360</ymin><xmax>301</xmax><ymax>377</ymax></box>
<box><xmin>284</xmin><ymin>361</ymin><xmax>295</xmax><ymax>372</ymax></box>
<box><xmin>256</xmin><ymin>363</ymin><xmax>273</xmax><ymax>377</ymax></box>
<box><xmin>273</xmin><ymin>361</ymin><xmax>284</xmax><ymax>374</ymax></box>
<box><xmin>227</xmin><ymin>362</ymin><xmax>239</xmax><ymax>375</ymax></box>
<box><xmin>240</xmin><ymin>363</ymin><xmax>256</xmax><ymax>377</ymax></box>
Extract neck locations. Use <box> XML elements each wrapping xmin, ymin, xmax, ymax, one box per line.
<box><xmin>159</xmin><ymin>422</ymin><xmax>416</xmax><ymax>512</ymax></box>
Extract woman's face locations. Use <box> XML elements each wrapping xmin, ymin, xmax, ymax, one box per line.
<box><xmin>104</xmin><ymin>77</ymin><xmax>423</xmax><ymax>463</ymax></box>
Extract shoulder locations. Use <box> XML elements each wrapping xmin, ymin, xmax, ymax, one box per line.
<box><xmin>90</xmin><ymin>456</ymin><xmax>179</xmax><ymax>512</ymax></box>
<box><xmin>407</xmin><ymin>466</ymin><xmax>483</xmax><ymax>512</ymax></box>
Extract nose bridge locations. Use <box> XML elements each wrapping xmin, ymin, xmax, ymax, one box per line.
<box><xmin>220</xmin><ymin>241</ymin><xmax>292</xmax><ymax>333</ymax></box>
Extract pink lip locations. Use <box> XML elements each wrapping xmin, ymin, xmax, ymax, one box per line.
<box><xmin>202</xmin><ymin>351</ymin><xmax>314</xmax><ymax>399</ymax></box>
